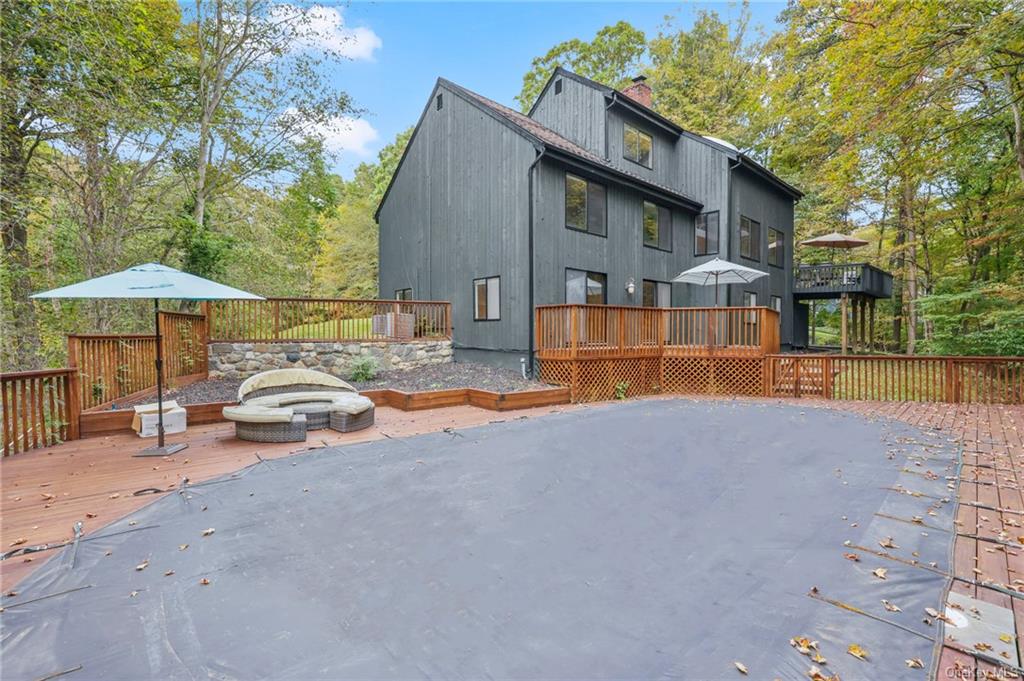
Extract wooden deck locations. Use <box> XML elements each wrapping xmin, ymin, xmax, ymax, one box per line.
<box><xmin>0</xmin><ymin>402</ymin><xmax>577</xmax><ymax>591</ymax></box>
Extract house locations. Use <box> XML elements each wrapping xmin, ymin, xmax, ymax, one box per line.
<box><xmin>376</xmin><ymin>67</ymin><xmax>803</xmax><ymax>369</ymax></box>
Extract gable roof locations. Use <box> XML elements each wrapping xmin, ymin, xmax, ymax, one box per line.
<box><xmin>532</xmin><ymin>67</ymin><xmax>803</xmax><ymax>200</ymax></box>
<box><xmin>375</xmin><ymin>78</ymin><xmax>703</xmax><ymax>220</ymax></box>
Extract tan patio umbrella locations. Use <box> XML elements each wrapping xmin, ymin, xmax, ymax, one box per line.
<box><xmin>799</xmin><ymin>232</ymin><xmax>869</xmax><ymax>352</ymax></box>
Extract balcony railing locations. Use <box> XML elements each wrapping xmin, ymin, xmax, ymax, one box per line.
<box><xmin>794</xmin><ymin>263</ymin><xmax>893</xmax><ymax>299</ymax></box>
<box><xmin>535</xmin><ymin>305</ymin><xmax>781</xmax><ymax>360</ymax></box>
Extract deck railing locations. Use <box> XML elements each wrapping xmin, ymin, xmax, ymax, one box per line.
<box><xmin>69</xmin><ymin>312</ymin><xmax>208</xmax><ymax>411</ymax></box>
<box><xmin>793</xmin><ymin>262</ymin><xmax>893</xmax><ymax>299</ymax></box>
<box><xmin>207</xmin><ymin>298</ymin><xmax>452</xmax><ymax>342</ymax></box>
<box><xmin>768</xmin><ymin>355</ymin><xmax>1024</xmax><ymax>403</ymax></box>
<box><xmin>1</xmin><ymin>368</ymin><xmax>79</xmax><ymax>456</ymax></box>
<box><xmin>536</xmin><ymin>305</ymin><xmax>781</xmax><ymax>359</ymax></box>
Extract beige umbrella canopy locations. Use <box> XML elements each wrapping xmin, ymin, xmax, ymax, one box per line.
<box><xmin>800</xmin><ymin>232</ymin><xmax>869</xmax><ymax>249</ymax></box>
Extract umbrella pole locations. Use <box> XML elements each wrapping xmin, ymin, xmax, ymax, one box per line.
<box><xmin>137</xmin><ymin>298</ymin><xmax>187</xmax><ymax>457</ymax></box>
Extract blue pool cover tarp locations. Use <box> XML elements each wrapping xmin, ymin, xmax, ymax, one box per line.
<box><xmin>1</xmin><ymin>400</ymin><xmax>960</xmax><ymax>679</ymax></box>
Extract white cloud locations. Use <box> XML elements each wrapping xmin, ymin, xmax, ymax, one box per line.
<box><xmin>314</xmin><ymin>115</ymin><xmax>379</xmax><ymax>156</ymax></box>
<box><xmin>277</xmin><ymin>5</ymin><xmax>382</xmax><ymax>61</ymax></box>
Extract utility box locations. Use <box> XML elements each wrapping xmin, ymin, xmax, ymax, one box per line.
<box><xmin>371</xmin><ymin>312</ymin><xmax>415</xmax><ymax>339</ymax></box>
<box><xmin>132</xmin><ymin>400</ymin><xmax>187</xmax><ymax>438</ymax></box>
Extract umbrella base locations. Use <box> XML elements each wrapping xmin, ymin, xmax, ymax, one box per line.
<box><xmin>134</xmin><ymin>443</ymin><xmax>189</xmax><ymax>458</ymax></box>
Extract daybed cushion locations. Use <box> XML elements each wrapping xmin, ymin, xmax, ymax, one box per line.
<box><xmin>237</xmin><ymin>369</ymin><xmax>356</xmax><ymax>402</ymax></box>
<box><xmin>330</xmin><ymin>394</ymin><xmax>374</xmax><ymax>416</ymax></box>
<box><xmin>222</xmin><ymin>405</ymin><xmax>295</xmax><ymax>424</ymax></box>
<box><xmin>244</xmin><ymin>391</ymin><xmax>358</xmax><ymax>408</ymax></box>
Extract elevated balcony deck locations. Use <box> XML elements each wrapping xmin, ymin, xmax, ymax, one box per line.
<box><xmin>794</xmin><ymin>263</ymin><xmax>893</xmax><ymax>300</ymax></box>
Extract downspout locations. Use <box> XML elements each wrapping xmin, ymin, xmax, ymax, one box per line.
<box><xmin>527</xmin><ymin>146</ymin><xmax>546</xmax><ymax>377</ymax></box>
<box><xmin>604</xmin><ymin>95</ymin><xmax>615</xmax><ymax>159</ymax></box>
<box><xmin>726</xmin><ymin>155</ymin><xmax>742</xmax><ymax>307</ymax></box>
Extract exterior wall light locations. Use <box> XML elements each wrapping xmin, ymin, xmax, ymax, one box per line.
<box><xmin>625</xmin><ymin>278</ymin><xmax>636</xmax><ymax>296</ymax></box>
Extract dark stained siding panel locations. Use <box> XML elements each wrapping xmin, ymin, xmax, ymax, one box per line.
<box><xmin>530</xmin><ymin>76</ymin><xmax>606</xmax><ymax>157</ymax></box>
<box><xmin>378</xmin><ymin>83</ymin><xmax>536</xmax><ymax>354</ymax></box>
<box><xmin>604</xmin><ymin>110</ymin><xmax>679</xmax><ymax>190</ymax></box>
<box><xmin>729</xmin><ymin>165</ymin><xmax>795</xmax><ymax>345</ymax></box>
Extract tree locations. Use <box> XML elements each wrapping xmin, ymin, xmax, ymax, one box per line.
<box><xmin>186</xmin><ymin>0</ymin><xmax>356</xmax><ymax>230</ymax></box>
<box><xmin>516</xmin><ymin>21</ymin><xmax>646</xmax><ymax>111</ymax></box>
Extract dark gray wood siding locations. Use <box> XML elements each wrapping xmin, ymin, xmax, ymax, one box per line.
<box><xmin>728</xmin><ymin>165</ymin><xmax>795</xmax><ymax>345</ymax></box>
<box><xmin>378</xmin><ymin>83</ymin><xmax>536</xmax><ymax>353</ymax></box>
<box><xmin>530</xmin><ymin>76</ymin><xmax>606</xmax><ymax>156</ymax></box>
<box><xmin>532</xmin><ymin>159</ymin><xmax>697</xmax><ymax>308</ymax></box>
<box><xmin>604</xmin><ymin>109</ymin><xmax>680</xmax><ymax>189</ymax></box>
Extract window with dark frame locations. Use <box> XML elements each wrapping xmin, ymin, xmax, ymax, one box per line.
<box><xmin>770</xmin><ymin>295</ymin><xmax>782</xmax><ymax>315</ymax></box>
<box><xmin>642</xmin><ymin>201</ymin><xmax>672</xmax><ymax>251</ymax></box>
<box><xmin>695</xmin><ymin>211</ymin><xmax>719</xmax><ymax>256</ymax></box>
<box><xmin>743</xmin><ymin>291</ymin><xmax>759</xmax><ymax>324</ymax></box>
<box><xmin>740</xmin><ymin>216</ymin><xmax>761</xmax><ymax>261</ymax></box>
<box><xmin>395</xmin><ymin>288</ymin><xmax>413</xmax><ymax>300</ymax></box>
<box><xmin>642</xmin><ymin>280</ymin><xmax>671</xmax><ymax>308</ymax></box>
<box><xmin>554</xmin><ymin>79</ymin><xmax>563</xmax><ymax>95</ymax></box>
<box><xmin>565</xmin><ymin>269</ymin><xmax>607</xmax><ymax>305</ymax></box>
<box><xmin>564</xmin><ymin>173</ymin><xmax>606</xmax><ymax>236</ymax></box>
<box><xmin>473</xmin><ymin>277</ymin><xmax>500</xmax><ymax>321</ymax></box>
<box><xmin>623</xmin><ymin>123</ymin><xmax>652</xmax><ymax>168</ymax></box>
<box><xmin>767</xmin><ymin>228</ymin><xmax>783</xmax><ymax>267</ymax></box>
<box><xmin>435</xmin><ymin>93</ymin><xmax>443</xmax><ymax>110</ymax></box>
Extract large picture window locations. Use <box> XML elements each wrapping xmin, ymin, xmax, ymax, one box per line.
<box><xmin>473</xmin><ymin>277</ymin><xmax>500</xmax><ymax>321</ymax></box>
<box><xmin>740</xmin><ymin>216</ymin><xmax>761</xmax><ymax>261</ymax></box>
<box><xmin>623</xmin><ymin>124</ymin><xmax>652</xmax><ymax>168</ymax></box>
<box><xmin>695</xmin><ymin>211</ymin><xmax>719</xmax><ymax>256</ymax></box>
<box><xmin>642</xmin><ymin>280</ymin><xmax>671</xmax><ymax>308</ymax></box>
<box><xmin>565</xmin><ymin>173</ymin><xmax>606</xmax><ymax>236</ymax></box>
<box><xmin>767</xmin><ymin>228</ymin><xmax>783</xmax><ymax>267</ymax></box>
<box><xmin>566</xmin><ymin>268</ymin><xmax>607</xmax><ymax>305</ymax></box>
<box><xmin>642</xmin><ymin>201</ymin><xmax>672</xmax><ymax>251</ymax></box>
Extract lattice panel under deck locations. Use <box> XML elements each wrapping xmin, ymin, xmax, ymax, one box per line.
<box><xmin>662</xmin><ymin>357</ymin><xmax>764</xmax><ymax>397</ymax></box>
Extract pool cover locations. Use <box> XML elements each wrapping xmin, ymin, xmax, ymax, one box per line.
<box><xmin>2</xmin><ymin>399</ymin><xmax>960</xmax><ymax>679</ymax></box>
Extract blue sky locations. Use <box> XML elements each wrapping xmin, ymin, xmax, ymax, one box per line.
<box><xmin>314</xmin><ymin>1</ymin><xmax>787</xmax><ymax>177</ymax></box>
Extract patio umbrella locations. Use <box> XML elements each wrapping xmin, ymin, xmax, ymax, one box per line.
<box><xmin>672</xmin><ymin>257</ymin><xmax>768</xmax><ymax>306</ymax></box>
<box><xmin>32</xmin><ymin>263</ymin><xmax>263</xmax><ymax>456</ymax></box>
<box><xmin>799</xmin><ymin>231</ymin><xmax>869</xmax><ymax>250</ymax></box>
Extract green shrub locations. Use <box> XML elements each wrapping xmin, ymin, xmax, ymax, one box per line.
<box><xmin>349</xmin><ymin>356</ymin><xmax>378</xmax><ymax>382</ymax></box>
<box><xmin>613</xmin><ymin>381</ymin><xmax>629</xmax><ymax>400</ymax></box>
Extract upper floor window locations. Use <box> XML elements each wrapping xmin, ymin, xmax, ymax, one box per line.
<box><xmin>566</xmin><ymin>268</ymin><xmax>607</xmax><ymax>305</ymax></box>
<box><xmin>695</xmin><ymin>211</ymin><xmax>719</xmax><ymax>256</ymax></box>
<box><xmin>740</xmin><ymin>215</ymin><xmax>761</xmax><ymax>261</ymax></box>
<box><xmin>767</xmin><ymin>228</ymin><xmax>783</xmax><ymax>267</ymax></box>
<box><xmin>473</xmin><ymin>277</ymin><xmax>500</xmax><ymax>321</ymax></box>
<box><xmin>554</xmin><ymin>78</ymin><xmax>563</xmax><ymax>95</ymax></box>
<box><xmin>642</xmin><ymin>201</ymin><xmax>672</xmax><ymax>251</ymax></box>
<box><xmin>623</xmin><ymin>123</ymin><xmax>652</xmax><ymax>168</ymax></box>
<box><xmin>642</xmin><ymin>280</ymin><xmax>671</xmax><ymax>308</ymax></box>
<box><xmin>395</xmin><ymin>288</ymin><xmax>413</xmax><ymax>300</ymax></box>
<box><xmin>435</xmin><ymin>93</ymin><xmax>443</xmax><ymax>110</ymax></box>
<box><xmin>565</xmin><ymin>173</ymin><xmax>606</xmax><ymax>236</ymax></box>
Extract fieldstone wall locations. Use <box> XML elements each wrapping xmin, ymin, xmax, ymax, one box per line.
<box><xmin>207</xmin><ymin>340</ymin><xmax>452</xmax><ymax>379</ymax></box>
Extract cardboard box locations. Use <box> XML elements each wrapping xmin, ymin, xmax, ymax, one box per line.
<box><xmin>132</xmin><ymin>400</ymin><xmax>187</xmax><ymax>438</ymax></box>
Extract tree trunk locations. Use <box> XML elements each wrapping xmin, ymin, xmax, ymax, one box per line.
<box><xmin>903</xmin><ymin>178</ymin><xmax>917</xmax><ymax>356</ymax></box>
<box><xmin>1007</xmin><ymin>73</ymin><xmax>1024</xmax><ymax>185</ymax></box>
<box><xmin>1</xmin><ymin>117</ymin><xmax>42</xmax><ymax>369</ymax></box>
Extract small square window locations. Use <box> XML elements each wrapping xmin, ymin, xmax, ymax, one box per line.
<box><xmin>473</xmin><ymin>277</ymin><xmax>500</xmax><ymax>321</ymax></box>
<box><xmin>436</xmin><ymin>93</ymin><xmax>443</xmax><ymax>110</ymax></box>
<box><xmin>395</xmin><ymin>288</ymin><xmax>413</xmax><ymax>301</ymax></box>
<box><xmin>566</xmin><ymin>269</ymin><xmax>607</xmax><ymax>305</ymax></box>
<box><xmin>554</xmin><ymin>79</ymin><xmax>563</xmax><ymax>95</ymax></box>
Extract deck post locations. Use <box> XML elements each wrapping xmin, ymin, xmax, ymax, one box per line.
<box><xmin>840</xmin><ymin>293</ymin><xmax>849</xmax><ymax>355</ymax></box>
<box><xmin>66</xmin><ymin>340</ymin><xmax>82</xmax><ymax>440</ymax></box>
<box><xmin>868</xmin><ymin>298</ymin><xmax>875</xmax><ymax>353</ymax></box>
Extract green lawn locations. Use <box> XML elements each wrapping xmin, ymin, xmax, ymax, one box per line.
<box><xmin>280</xmin><ymin>317</ymin><xmax>373</xmax><ymax>339</ymax></box>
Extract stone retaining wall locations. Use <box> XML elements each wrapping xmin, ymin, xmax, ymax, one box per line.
<box><xmin>208</xmin><ymin>341</ymin><xmax>452</xmax><ymax>379</ymax></box>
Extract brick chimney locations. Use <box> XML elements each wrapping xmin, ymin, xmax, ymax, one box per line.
<box><xmin>621</xmin><ymin>75</ymin><xmax>652</xmax><ymax>108</ymax></box>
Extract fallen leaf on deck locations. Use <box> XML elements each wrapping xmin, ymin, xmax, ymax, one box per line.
<box><xmin>164</xmin><ymin>570</ymin><xmax>174</xmax><ymax>576</ymax></box>
<box><xmin>879</xmin><ymin>537</ymin><xmax>899</xmax><ymax>549</ymax></box>
<box><xmin>129</xmin><ymin>591</ymin><xmax>138</xmax><ymax>598</ymax></box>
<box><xmin>201</xmin><ymin>528</ymin><xmax>215</xmax><ymax>537</ymax></box>
<box><xmin>872</xmin><ymin>568</ymin><xmax>887</xmax><ymax>580</ymax></box>
<box><xmin>85</xmin><ymin>513</ymin><xmax>97</xmax><ymax>519</ymax></box>
<box><xmin>807</xmin><ymin>666</ymin><xmax>838</xmax><ymax>680</ymax></box>
<box><xmin>847</xmin><ymin>643</ymin><xmax>869</xmax><ymax>660</ymax></box>
<box><xmin>906</xmin><ymin>658</ymin><xmax>924</xmax><ymax>668</ymax></box>
<box><xmin>109</xmin><ymin>493</ymin><xmax>119</xmax><ymax>499</ymax></box>
<box><xmin>178</xmin><ymin>544</ymin><xmax>188</xmax><ymax>551</ymax></box>
<box><xmin>791</xmin><ymin>636</ymin><xmax>818</xmax><ymax>655</ymax></box>
<box><xmin>882</xmin><ymin>600</ymin><xmax>902</xmax><ymax>612</ymax></box>
<box><xmin>811</xmin><ymin>652</ymin><xmax>827</xmax><ymax>664</ymax></box>
<box><xmin>199</xmin><ymin>578</ymin><xmax>211</xmax><ymax>585</ymax></box>
<box><xmin>1000</xmin><ymin>634</ymin><xmax>1014</xmax><ymax>643</ymax></box>
<box><xmin>9</xmin><ymin>538</ymin><xmax>26</xmax><ymax>547</ymax></box>
<box><xmin>844</xmin><ymin>552</ymin><xmax>860</xmax><ymax>562</ymax></box>
<box><xmin>925</xmin><ymin>607</ymin><xmax>940</xmax><ymax>618</ymax></box>
<box><xmin>975</xmin><ymin>642</ymin><xmax>993</xmax><ymax>652</ymax></box>
<box><xmin>733</xmin><ymin>661</ymin><xmax>748</xmax><ymax>675</ymax></box>
<box><xmin>135</xmin><ymin>560</ymin><xmax>149</xmax><ymax>571</ymax></box>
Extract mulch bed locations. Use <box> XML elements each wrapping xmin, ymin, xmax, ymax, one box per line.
<box><xmin>117</xmin><ymin>362</ymin><xmax>546</xmax><ymax>408</ymax></box>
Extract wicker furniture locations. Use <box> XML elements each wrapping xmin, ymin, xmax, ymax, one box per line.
<box><xmin>329</xmin><ymin>405</ymin><xmax>375</xmax><ymax>433</ymax></box>
<box><xmin>223</xmin><ymin>405</ymin><xmax>308</xmax><ymax>443</ymax></box>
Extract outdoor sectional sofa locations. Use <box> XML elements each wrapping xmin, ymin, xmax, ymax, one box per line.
<box><xmin>222</xmin><ymin>369</ymin><xmax>375</xmax><ymax>442</ymax></box>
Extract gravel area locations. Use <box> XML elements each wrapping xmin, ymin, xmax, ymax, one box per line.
<box><xmin>117</xmin><ymin>362</ymin><xmax>546</xmax><ymax>408</ymax></box>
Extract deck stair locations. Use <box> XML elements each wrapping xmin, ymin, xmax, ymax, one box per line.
<box><xmin>771</xmin><ymin>357</ymin><xmax>830</xmax><ymax>397</ymax></box>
